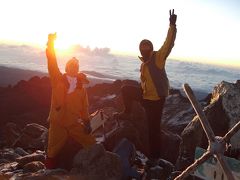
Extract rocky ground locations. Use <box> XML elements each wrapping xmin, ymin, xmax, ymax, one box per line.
<box><xmin>0</xmin><ymin>74</ymin><xmax>240</xmax><ymax>179</ymax></box>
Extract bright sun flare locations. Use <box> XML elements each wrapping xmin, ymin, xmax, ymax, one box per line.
<box><xmin>55</xmin><ymin>38</ymin><xmax>74</xmax><ymax>52</ymax></box>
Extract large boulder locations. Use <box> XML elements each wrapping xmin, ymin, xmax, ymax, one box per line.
<box><xmin>16</xmin><ymin>152</ymin><xmax>45</xmax><ymax>168</ymax></box>
<box><xmin>1</xmin><ymin>123</ymin><xmax>21</xmax><ymax>148</ymax></box>
<box><xmin>176</xmin><ymin>80</ymin><xmax>240</xmax><ymax>170</ymax></box>
<box><xmin>162</xmin><ymin>90</ymin><xmax>195</xmax><ymax>135</ymax></box>
<box><xmin>13</xmin><ymin>123</ymin><xmax>48</xmax><ymax>151</ymax></box>
<box><xmin>72</xmin><ymin>144</ymin><xmax>122</xmax><ymax>179</ymax></box>
<box><xmin>160</xmin><ymin>130</ymin><xmax>182</xmax><ymax>164</ymax></box>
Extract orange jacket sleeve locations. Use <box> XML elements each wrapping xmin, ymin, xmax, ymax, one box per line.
<box><xmin>46</xmin><ymin>41</ymin><xmax>62</xmax><ymax>86</ymax></box>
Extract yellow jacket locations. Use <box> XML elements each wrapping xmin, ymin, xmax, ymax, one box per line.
<box><xmin>139</xmin><ymin>25</ymin><xmax>177</xmax><ymax>100</ymax></box>
<box><xmin>46</xmin><ymin>44</ymin><xmax>89</xmax><ymax>127</ymax></box>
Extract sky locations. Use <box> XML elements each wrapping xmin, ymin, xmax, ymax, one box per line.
<box><xmin>0</xmin><ymin>0</ymin><xmax>239</xmax><ymax>67</ymax></box>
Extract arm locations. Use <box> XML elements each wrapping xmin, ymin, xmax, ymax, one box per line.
<box><xmin>156</xmin><ymin>9</ymin><xmax>177</xmax><ymax>68</ymax></box>
<box><xmin>46</xmin><ymin>33</ymin><xmax>62</xmax><ymax>86</ymax></box>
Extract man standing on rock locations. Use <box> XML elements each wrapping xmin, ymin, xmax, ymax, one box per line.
<box><xmin>119</xmin><ymin>10</ymin><xmax>177</xmax><ymax>160</ymax></box>
<box><xmin>45</xmin><ymin>33</ymin><xmax>95</xmax><ymax>169</ymax></box>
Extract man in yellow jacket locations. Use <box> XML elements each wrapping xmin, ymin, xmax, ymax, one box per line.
<box><xmin>45</xmin><ymin>33</ymin><xmax>95</xmax><ymax>169</ymax></box>
<box><xmin>119</xmin><ymin>10</ymin><xmax>177</xmax><ymax>159</ymax></box>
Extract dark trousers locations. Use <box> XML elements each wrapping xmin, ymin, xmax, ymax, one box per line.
<box><xmin>121</xmin><ymin>85</ymin><xmax>166</xmax><ymax>159</ymax></box>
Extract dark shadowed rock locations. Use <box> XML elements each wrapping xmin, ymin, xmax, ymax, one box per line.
<box><xmin>73</xmin><ymin>144</ymin><xmax>106</xmax><ymax>167</ymax></box>
<box><xmin>1</xmin><ymin>123</ymin><xmax>21</xmax><ymax>148</ymax></box>
<box><xmin>13</xmin><ymin>123</ymin><xmax>48</xmax><ymax>151</ymax></box>
<box><xmin>145</xmin><ymin>165</ymin><xmax>164</xmax><ymax>179</ymax></box>
<box><xmin>23</xmin><ymin>161</ymin><xmax>45</xmax><ymax>173</ymax></box>
<box><xmin>16</xmin><ymin>153</ymin><xmax>45</xmax><ymax>168</ymax></box>
<box><xmin>14</xmin><ymin>147</ymin><xmax>29</xmax><ymax>157</ymax></box>
<box><xmin>158</xmin><ymin>159</ymin><xmax>175</xmax><ymax>178</ymax></box>
<box><xmin>72</xmin><ymin>144</ymin><xmax>122</xmax><ymax>179</ymax></box>
<box><xmin>162</xmin><ymin>92</ymin><xmax>195</xmax><ymax>135</ymax></box>
<box><xmin>160</xmin><ymin>130</ymin><xmax>182</xmax><ymax>164</ymax></box>
<box><xmin>0</xmin><ymin>148</ymin><xmax>20</xmax><ymax>162</ymax></box>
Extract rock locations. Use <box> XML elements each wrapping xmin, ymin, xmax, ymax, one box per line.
<box><xmin>162</xmin><ymin>92</ymin><xmax>195</xmax><ymax>135</ymax></box>
<box><xmin>13</xmin><ymin>123</ymin><xmax>48</xmax><ymax>151</ymax></box>
<box><xmin>0</xmin><ymin>159</ymin><xmax>10</xmax><ymax>164</ymax></box>
<box><xmin>0</xmin><ymin>149</ymin><xmax>20</xmax><ymax>162</ymax></box>
<box><xmin>16</xmin><ymin>153</ymin><xmax>45</xmax><ymax>168</ymax></box>
<box><xmin>21</xmin><ymin>123</ymin><xmax>47</xmax><ymax>139</ymax></box>
<box><xmin>23</xmin><ymin>161</ymin><xmax>45</xmax><ymax>173</ymax></box>
<box><xmin>0</xmin><ymin>162</ymin><xmax>18</xmax><ymax>173</ymax></box>
<box><xmin>158</xmin><ymin>159</ymin><xmax>175</xmax><ymax>178</ymax></box>
<box><xmin>73</xmin><ymin>144</ymin><xmax>106</xmax><ymax>167</ymax></box>
<box><xmin>72</xmin><ymin>144</ymin><xmax>122</xmax><ymax>179</ymax></box>
<box><xmin>146</xmin><ymin>165</ymin><xmax>164</xmax><ymax>179</ymax></box>
<box><xmin>1</xmin><ymin>123</ymin><xmax>21</xmax><ymax>147</ymax></box>
<box><xmin>177</xmin><ymin>81</ymin><xmax>240</xmax><ymax>170</ymax></box>
<box><xmin>160</xmin><ymin>130</ymin><xmax>182</xmax><ymax>164</ymax></box>
<box><xmin>14</xmin><ymin>147</ymin><xmax>29</xmax><ymax>156</ymax></box>
<box><xmin>212</xmin><ymin>81</ymin><xmax>240</xmax><ymax>149</ymax></box>
<box><xmin>104</xmin><ymin>121</ymin><xmax>143</xmax><ymax>154</ymax></box>
<box><xmin>104</xmin><ymin>101</ymin><xmax>148</xmax><ymax>156</ymax></box>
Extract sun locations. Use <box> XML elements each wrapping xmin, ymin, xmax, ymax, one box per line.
<box><xmin>55</xmin><ymin>38</ymin><xmax>74</xmax><ymax>54</ymax></box>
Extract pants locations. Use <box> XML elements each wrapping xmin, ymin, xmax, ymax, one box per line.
<box><xmin>47</xmin><ymin>121</ymin><xmax>96</xmax><ymax>158</ymax></box>
<box><xmin>121</xmin><ymin>85</ymin><xmax>166</xmax><ymax>159</ymax></box>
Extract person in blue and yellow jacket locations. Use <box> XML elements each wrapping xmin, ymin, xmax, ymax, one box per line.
<box><xmin>119</xmin><ymin>9</ymin><xmax>177</xmax><ymax>159</ymax></box>
<box><xmin>45</xmin><ymin>33</ymin><xmax>95</xmax><ymax>169</ymax></box>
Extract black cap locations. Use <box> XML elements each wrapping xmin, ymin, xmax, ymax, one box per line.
<box><xmin>139</xmin><ymin>39</ymin><xmax>153</xmax><ymax>51</ymax></box>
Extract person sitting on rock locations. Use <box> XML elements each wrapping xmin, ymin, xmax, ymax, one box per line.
<box><xmin>45</xmin><ymin>33</ymin><xmax>96</xmax><ymax>169</ymax></box>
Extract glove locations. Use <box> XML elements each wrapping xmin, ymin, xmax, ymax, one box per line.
<box><xmin>83</xmin><ymin>121</ymin><xmax>92</xmax><ymax>134</ymax></box>
<box><xmin>47</xmin><ymin>32</ymin><xmax>57</xmax><ymax>47</ymax></box>
<box><xmin>169</xmin><ymin>9</ymin><xmax>177</xmax><ymax>26</ymax></box>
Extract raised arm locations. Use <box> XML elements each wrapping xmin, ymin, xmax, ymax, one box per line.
<box><xmin>156</xmin><ymin>9</ymin><xmax>177</xmax><ymax>68</ymax></box>
<box><xmin>46</xmin><ymin>33</ymin><xmax>62</xmax><ymax>86</ymax></box>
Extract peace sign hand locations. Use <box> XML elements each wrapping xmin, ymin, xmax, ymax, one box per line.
<box><xmin>169</xmin><ymin>9</ymin><xmax>177</xmax><ymax>25</ymax></box>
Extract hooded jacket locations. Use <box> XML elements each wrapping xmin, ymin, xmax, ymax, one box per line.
<box><xmin>139</xmin><ymin>24</ymin><xmax>177</xmax><ymax>100</ymax></box>
<box><xmin>46</xmin><ymin>44</ymin><xmax>89</xmax><ymax>127</ymax></box>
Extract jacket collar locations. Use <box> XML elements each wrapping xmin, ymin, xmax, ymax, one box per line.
<box><xmin>138</xmin><ymin>51</ymin><xmax>154</xmax><ymax>64</ymax></box>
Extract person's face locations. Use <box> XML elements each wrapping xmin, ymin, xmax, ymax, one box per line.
<box><xmin>140</xmin><ymin>44</ymin><xmax>153</xmax><ymax>60</ymax></box>
<box><xmin>66</xmin><ymin>62</ymin><xmax>79</xmax><ymax>77</ymax></box>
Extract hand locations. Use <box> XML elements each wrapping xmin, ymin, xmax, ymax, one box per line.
<box><xmin>169</xmin><ymin>9</ymin><xmax>177</xmax><ymax>25</ymax></box>
<box><xmin>48</xmin><ymin>33</ymin><xmax>57</xmax><ymax>42</ymax></box>
<box><xmin>83</xmin><ymin>121</ymin><xmax>92</xmax><ymax>134</ymax></box>
<box><xmin>47</xmin><ymin>33</ymin><xmax>57</xmax><ymax>46</ymax></box>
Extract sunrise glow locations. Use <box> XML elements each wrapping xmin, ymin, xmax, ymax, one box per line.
<box><xmin>0</xmin><ymin>0</ymin><xmax>239</xmax><ymax>66</ymax></box>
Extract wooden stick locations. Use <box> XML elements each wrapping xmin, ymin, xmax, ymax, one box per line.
<box><xmin>183</xmin><ymin>83</ymin><xmax>216</xmax><ymax>143</ymax></box>
<box><xmin>174</xmin><ymin>151</ymin><xmax>212</xmax><ymax>180</ymax></box>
